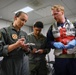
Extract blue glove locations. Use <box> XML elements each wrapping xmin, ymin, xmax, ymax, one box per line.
<box><xmin>53</xmin><ymin>42</ymin><xmax>65</xmax><ymax>49</ymax></box>
<box><xmin>65</xmin><ymin>39</ymin><xmax>76</xmax><ymax>49</ymax></box>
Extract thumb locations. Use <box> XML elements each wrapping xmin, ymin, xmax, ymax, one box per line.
<box><xmin>20</xmin><ymin>38</ymin><xmax>25</xmax><ymax>41</ymax></box>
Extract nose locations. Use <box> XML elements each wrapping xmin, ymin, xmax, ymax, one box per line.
<box><xmin>53</xmin><ymin>16</ymin><xmax>56</xmax><ymax>19</ymax></box>
<box><xmin>37</xmin><ymin>31</ymin><xmax>41</xmax><ymax>34</ymax></box>
<box><xmin>22</xmin><ymin>21</ymin><xmax>26</xmax><ymax>25</ymax></box>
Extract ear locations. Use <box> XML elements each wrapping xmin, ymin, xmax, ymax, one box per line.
<box><xmin>14</xmin><ymin>16</ymin><xmax>17</xmax><ymax>20</ymax></box>
<box><xmin>61</xmin><ymin>11</ymin><xmax>64</xmax><ymax>15</ymax></box>
<box><xmin>33</xmin><ymin>26</ymin><xmax>34</xmax><ymax>30</ymax></box>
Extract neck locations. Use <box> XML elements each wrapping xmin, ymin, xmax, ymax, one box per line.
<box><xmin>33</xmin><ymin>33</ymin><xmax>39</xmax><ymax>38</ymax></box>
<box><xmin>13</xmin><ymin>22</ymin><xmax>20</xmax><ymax>31</ymax></box>
<box><xmin>60</xmin><ymin>18</ymin><xmax>65</xmax><ymax>23</ymax></box>
<box><xmin>59</xmin><ymin>16</ymin><xmax>65</xmax><ymax>23</ymax></box>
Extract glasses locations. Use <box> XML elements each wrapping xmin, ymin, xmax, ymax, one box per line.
<box><xmin>52</xmin><ymin>13</ymin><xmax>59</xmax><ymax>16</ymax></box>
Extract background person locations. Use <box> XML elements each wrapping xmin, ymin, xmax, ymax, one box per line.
<box><xmin>28</xmin><ymin>21</ymin><xmax>50</xmax><ymax>75</ymax></box>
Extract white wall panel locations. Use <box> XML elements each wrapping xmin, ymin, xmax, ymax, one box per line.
<box><xmin>42</xmin><ymin>24</ymin><xmax>51</xmax><ymax>36</ymax></box>
<box><xmin>22</xmin><ymin>26</ymin><xmax>32</xmax><ymax>34</ymax></box>
<box><xmin>0</xmin><ymin>19</ymin><xmax>10</xmax><ymax>28</ymax></box>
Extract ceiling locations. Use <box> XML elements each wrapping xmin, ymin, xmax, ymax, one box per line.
<box><xmin>0</xmin><ymin>0</ymin><xmax>76</xmax><ymax>26</ymax></box>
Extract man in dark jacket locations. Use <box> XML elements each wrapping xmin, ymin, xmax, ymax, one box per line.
<box><xmin>46</xmin><ymin>5</ymin><xmax>76</xmax><ymax>75</ymax></box>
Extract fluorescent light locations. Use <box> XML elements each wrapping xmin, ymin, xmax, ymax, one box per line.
<box><xmin>14</xmin><ymin>6</ymin><xmax>34</xmax><ymax>13</ymax></box>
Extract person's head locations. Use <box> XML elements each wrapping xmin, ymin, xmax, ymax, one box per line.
<box><xmin>33</xmin><ymin>21</ymin><xmax>43</xmax><ymax>36</ymax></box>
<box><xmin>51</xmin><ymin>5</ymin><xmax>65</xmax><ymax>23</ymax></box>
<box><xmin>13</xmin><ymin>11</ymin><xmax>28</xmax><ymax>29</ymax></box>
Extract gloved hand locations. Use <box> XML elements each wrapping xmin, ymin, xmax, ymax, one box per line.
<box><xmin>65</xmin><ymin>39</ymin><xmax>76</xmax><ymax>49</ymax></box>
<box><xmin>53</xmin><ymin>42</ymin><xmax>65</xmax><ymax>49</ymax></box>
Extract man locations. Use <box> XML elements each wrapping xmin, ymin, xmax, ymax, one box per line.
<box><xmin>46</xmin><ymin>5</ymin><xmax>76</xmax><ymax>75</ymax></box>
<box><xmin>28</xmin><ymin>21</ymin><xmax>50</xmax><ymax>75</ymax></box>
<box><xmin>0</xmin><ymin>11</ymin><xmax>29</xmax><ymax>75</ymax></box>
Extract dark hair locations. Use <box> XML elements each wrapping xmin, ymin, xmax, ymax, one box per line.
<box><xmin>33</xmin><ymin>21</ymin><xmax>44</xmax><ymax>28</ymax></box>
<box><xmin>15</xmin><ymin>11</ymin><xmax>28</xmax><ymax>17</ymax></box>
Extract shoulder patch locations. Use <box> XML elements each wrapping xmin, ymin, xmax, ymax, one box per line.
<box><xmin>12</xmin><ymin>34</ymin><xmax>18</xmax><ymax>40</ymax></box>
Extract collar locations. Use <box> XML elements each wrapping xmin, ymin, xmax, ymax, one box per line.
<box><xmin>9</xmin><ymin>23</ymin><xmax>21</xmax><ymax>32</ymax></box>
<box><xmin>57</xmin><ymin>18</ymin><xmax>70</xmax><ymax>27</ymax></box>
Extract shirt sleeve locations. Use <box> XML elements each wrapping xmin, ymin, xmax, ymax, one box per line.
<box><xmin>0</xmin><ymin>28</ymin><xmax>9</xmax><ymax>56</ymax></box>
<box><xmin>40</xmin><ymin>38</ymin><xmax>50</xmax><ymax>54</ymax></box>
<box><xmin>46</xmin><ymin>25</ymin><xmax>55</xmax><ymax>49</ymax></box>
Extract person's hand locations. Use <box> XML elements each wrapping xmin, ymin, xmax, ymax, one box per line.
<box><xmin>36</xmin><ymin>49</ymin><xmax>44</xmax><ymax>54</ymax></box>
<box><xmin>22</xmin><ymin>44</ymin><xmax>29</xmax><ymax>51</ymax></box>
<box><xmin>53</xmin><ymin>42</ymin><xmax>65</xmax><ymax>49</ymax></box>
<box><xmin>31</xmin><ymin>48</ymin><xmax>37</xmax><ymax>54</ymax></box>
<box><xmin>65</xmin><ymin>39</ymin><xmax>76</xmax><ymax>49</ymax></box>
<box><xmin>15</xmin><ymin>38</ymin><xmax>29</xmax><ymax>50</ymax></box>
<box><xmin>15</xmin><ymin>38</ymin><xmax>25</xmax><ymax>47</ymax></box>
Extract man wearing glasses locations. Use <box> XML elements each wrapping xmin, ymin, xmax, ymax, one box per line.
<box><xmin>46</xmin><ymin>5</ymin><xmax>76</xmax><ymax>75</ymax></box>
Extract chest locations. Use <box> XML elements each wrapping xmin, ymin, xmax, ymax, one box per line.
<box><xmin>5</xmin><ymin>29</ymin><xmax>26</xmax><ymax>44</ymax></box>
<box><xmin>28</xmin><ymin>35</ymin><xmax>45</xmax><ymax>48</ymax></box>
<box><xmin>52</xmin><ymin>23</ymin><xmax>75</xmax><ymax>38</ymax></box>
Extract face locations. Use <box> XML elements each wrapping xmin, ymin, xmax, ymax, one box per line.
<box><xmin>33</xmin><ymin>27</ymin><xmax>42</xmax><ymax>36</ymax></box>
<box><xmin>14</xmin><ymin>13</ymin><xmax>28</xmax><ymax>29</ymax></box>
<box><xmin>52</xmin><ymin>9</ymin><xmax>63</xmax><ymax>22</ymax></box>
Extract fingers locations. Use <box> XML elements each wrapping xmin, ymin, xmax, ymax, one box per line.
<box><xmin>15</xmin><ymin>38</ymin><xmax>26</xmax><ymax>47</ymax></box>
<box><xmin>19</xmin><ymin>38</ymin><xmax>25</xmax><ymax>41</ymax></box>
<box><xmin>31</xmin><ymin>48</ymin><xmax>37</xmax><ymax>54</ymax></box>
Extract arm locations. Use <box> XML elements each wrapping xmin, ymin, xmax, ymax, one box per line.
<box><xmin>8</xmin><ymin>38</ymin><xmax>27</xmax><ymax>52</ymax></box>
<box><xmin>38</xmin><ymin>26</ymin><xmax>55</xmax><ymax>54</ymax></box>
<box><xmin>39</xmin><ymin>38</ymin><xmax>50</xmax><ymax>54</ymax></box>
<box><xmin>0</xmin><ymin>28</ymin><xmax>29</xmax><ymax>56</ymax></box>
<box><xmin>46</xmin><ymin>26</ymin><xmax>55</xmax><ymax>49</ymax></box>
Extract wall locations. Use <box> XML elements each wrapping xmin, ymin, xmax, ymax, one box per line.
<box><xmin>22</xmin><ymin>26</ymin><xmax>32</xmax><ymax>34</ymax></box>
<box><xmin>41</xmin><ymin>24</ymin><xmax>51</xmax><ymax>36</ymax></box>
<box><xmin>0</xmin><ymin>19</ymin><xmax>11</xmax><ymax>28</ymax></box>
